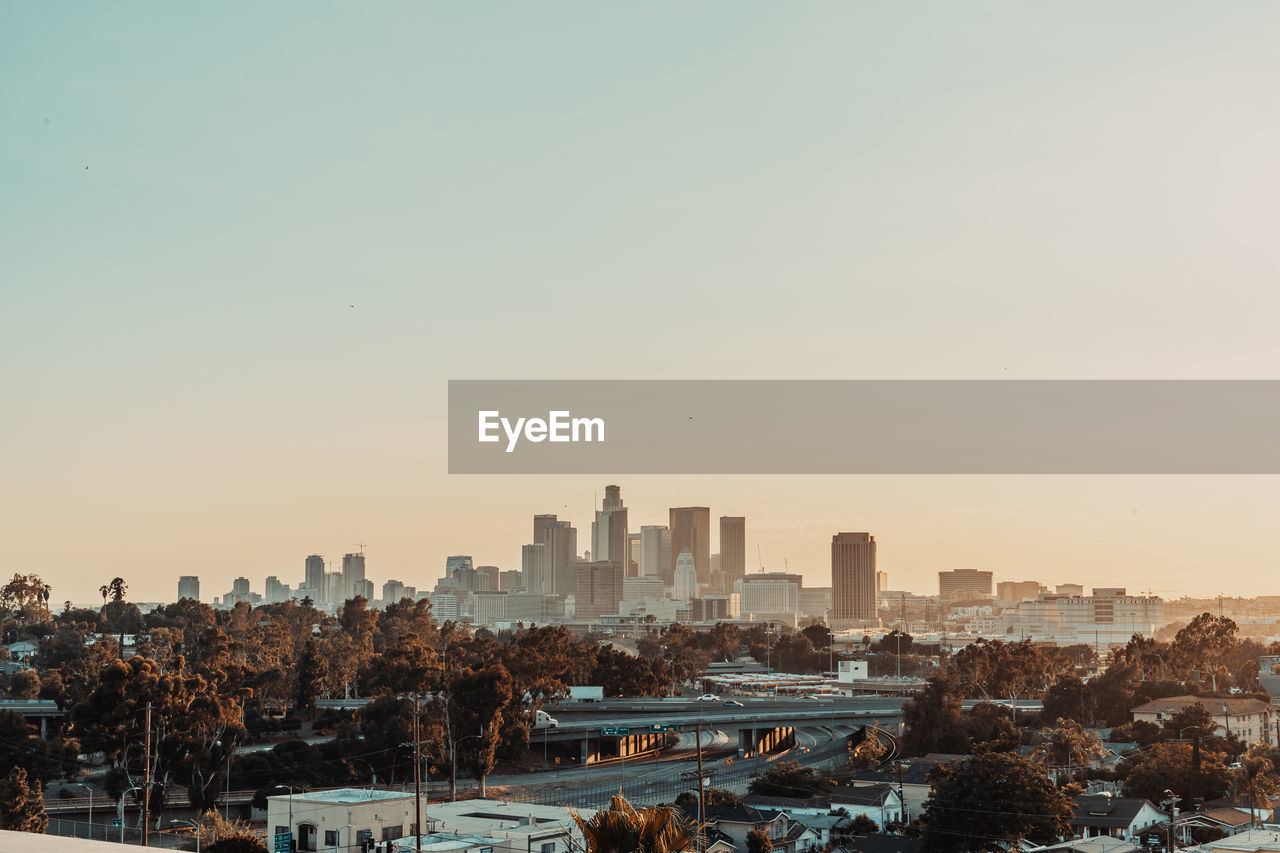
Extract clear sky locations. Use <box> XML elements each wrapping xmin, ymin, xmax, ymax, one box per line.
<box><xmin>4</xmin><ymin>4</ymin><xmax>1280</xmax><ymax>604</ymax></box>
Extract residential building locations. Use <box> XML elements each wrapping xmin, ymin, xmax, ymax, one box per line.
<box><xmin>1070</xmin><ymin>796</ymin><xmax>1166</xmax><ymax>841</ymax></box>
<box><xmin>341</xmin><ymin>552</ymin><xmax>366</xmax><ymax>602</ymax></box>
<box><xmin>1130</xmin><ymin>695</ymin><xmax>1274</xmax><ymax>745</ymax></box>
<box><xmin>304</xmin><ymin>555</ymin><xmax>326</xmax><ymax>603</ymax></box>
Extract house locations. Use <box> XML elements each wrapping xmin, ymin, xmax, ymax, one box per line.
<box><xmin>847</xmin><ymin>754</ymin><xmax>963</xmax><ymax>821</ymax></box>
<box><xmin>740</xmin><ymin>797</ymin><xmax>853</xmax><ymax>848</ymax></box>
<box><xmin>6</xmin><ymin>640</ymin><xmax>37</xmax><ymax>666</ymax></box>
<box><xmin>1129</xmin><ymin>696</ymin><xmax>1274</xmax><ymax>746</ymax></box>
<box><xmin>1033</xmin><ymin>837</ymin><xmax>1140</xmax><ymax>853</ymax></box>
<box><xmin>677</xmin><ymin>804</ymin><xmax>797</xmax><ymax>853</ymax></box>
<box><xmin>1071</xmin><ymin>796</ymin><xmax>1167</xmax><ymax>841</ymax></box>
<box><xmin>1182</xmin><ymin>827</ymin><xmax>1280</xmax><ymax>853</ymax></box>
<box><xmin>831</xmin><ymin>784</ymin><xmax>904</xmax><ymax>828</ymax></box>
<box><xmin>1180</xmin><ymin>808</ymin><xmax>1257</xmax><ymax>837</ymax></box>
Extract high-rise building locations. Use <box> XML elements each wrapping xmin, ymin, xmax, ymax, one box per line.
<box><xmin>831</xmin><ymin>532</ymin><xmax>877</xmax><ymax>626</ymax></box>
<box><xmin>499</xmin><ymin>569</ymin><xmax>522</xmax><ymax>591</ymax></box>
<box><xmin>735</xmin><ymin>572</ymin><xmax>803</xmax><ymax>619</ymax></box>
<box><xmin>640</xmin><ymin>526</ymin><xmax>671</xmax><ymax>579</ymax></box>
<box><xmin>591</xmin><ymin>485</ymin><xmax>630</xmax><ymax>574</ymax></box>
<box><xmin>382</xmin><ymin>579</ymin><xmax>408</xmax><ymax>604</ymax></box>
<box><xmin>265</xmin><ymin>576</ymin><xmax>291</xmax><ymax>604</ymax></box>
<box><xmin>669</xmin><ymin>507</ymin><xmax>711</xmax><ymax>586</ymax></box>
<box><xmin>574</xmin><ymin>561</ymin><xmax>624</xmax><ymax>620</ymax></box>
<box><xmin>674</xmin><ymin>547</ymin><xmax>698</xmax><ymax>603</ymax></box>
<box><xmin>521</xmin><ymin>544</ymin><xmax>547</xmax><ymax>594</ymax></box>
<box><xmin>939</xmin><ymin>569</ymin><xmax>993</xmax><ymax>602</ymax></box>
<box><xmin>341</xmin><ymin>553</ymin><xmax>366</xmax><ymax>602</ymax></box>
<box><xmin>529</xmin><ymin>514</ymin><xmax>577</xmax><ymax>597</ymax></box>
<box><xmin>628</xmin><ymin>532</ymin><xmax>641</xmax><ymax>576</ymax></box>
<box><xmin>719</xmin><ymin>516</ymin><xmax>746</xmax><ymax>591</ymax></box>
<box><xmin>305</xmin><ymin>555</ymin><xmax>326</xmax><ymax>602</ymax></box>
<box><xmin>876</xmin><ymin>571</ymin><xmax>889</xmax><ymax>593</ymax></box>
<box><xmin>178</xmin><ymin>576</ymin><xmax>200</xmax><ymax>602</ymax></box>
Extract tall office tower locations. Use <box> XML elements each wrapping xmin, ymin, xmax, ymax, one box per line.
<box><xmin>304</xmin><ymin>555</ymin><xmax>326</xmax><ymax>601</ymax></box>
<box><xmin>341</xmin><ymin>553</ymin><xmax>366</xmax><ymax>602</ymax></box>
<box><xmin>574</xmin><ymin>561</ymin><xmax>624</xmax><ymax>620</ymax></box>
<box><xmin>232</xmin><ymin>577</ymin><xmax>250</xmax><ymax>596</ymax></box>
<box><xmin>547</xmin><ymin>520</ymin><xmax>578</xmax><ymax>597</ymax></box>
<box><xmin>719</xmin><ymin>516</ymin><xmax>746</xmax><ymax>592</ymax></box>
<box><xmin>530</xmin><ymin>514</ymin><xmax>577</xmax><ymax>597</ymax></box>
<box><xmin>876</xmin><ymin>571</ymin><xmax>889</xmax><ymax>593</ymax></box>
<box><xmin>354</xmin><ymin>578</ymin><xmax>374</xmax><ymax>601</ymax></box>
<box><xmin>674</xmin><ymin>548</ymin><xmax>698</xmax><ymax>603</ymax></box>
<box><xmin>499</xmin><ymin>569</ymin><xmax>523</xmax><ymax>591</ymax></box>
<box><xmin>178</xmin><ymin>576</ymin><xmax>200</xmax><ymax>602</ymax></box>
<box><xmin>640</xmin><ymin>526</ymin><xmax>671</xmax><ymax>579</ymax></box>
<box><xmin>628</xmin><ymin>532</ymin><xmax>642</xmax><ymax>577</ymax></box>
<box><xmin>475</xmin><ymin>565</ymin><xmax>500</xmax><ymax>592</ymax></box>
<box><xmin>831</xmin><ymin>532</ymin><xmax>878</xmax><ymax>625</ymax></box>
<box><xmin>522</xmin><ymin>543</ymin><xmax>548</xmax><ymax>595</ymax></box>
<box><xmin>939</xmin><ymin>569</ymin><xmax>993</xmax><ymax>602</ymax></box>
<box><xmin>669</xmin><ymin>506</ymin><xmax>711</xmax><ymax>586</ymax></box>
<box><xmin>325</xmin><ymin>571</ymin><xmax>343</xmax><ymax>604</ymax></box>
<box><xmin>445</xmin><ymin>555</ymin><xmax>474</xmax><ymax>576</ymax></box>
<box><xmin>591</xmin><ymin>485</ymin><xmax>630</xmax><ymax>572</ymax></box>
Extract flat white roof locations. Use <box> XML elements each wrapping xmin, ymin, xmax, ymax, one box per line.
<box><xmin>0</xmin><ymin>831</ymin><xmax>134</xmax><ymax>850</ymax></box>
<box><xmin>273</xmin><ymin>787</ymin><xmax>413</xmax><ymax>805</ymax></box>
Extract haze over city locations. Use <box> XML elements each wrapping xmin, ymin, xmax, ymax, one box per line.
<box><xmin>7</xmin><ymin>4</ymin><xmax>1280</xmax><ymax>603</ymax></box>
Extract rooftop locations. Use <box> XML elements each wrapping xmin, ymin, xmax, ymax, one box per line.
<box><xmin>1130</xmin><ymin>695</ymin><xmax>1270</xmax><ymax>716</ymax></box>
<box><xmin>274</xmin><ymin>787</ymin><xmax>413</xmax><ymax>805</ymax></box>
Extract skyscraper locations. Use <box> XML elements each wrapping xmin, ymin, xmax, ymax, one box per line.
<box><xmin>304</xmin><ymin>555</ymin><xmax>326</xmax><ymax>603</ymax></box>
<box><xmin>719</xmin><ymin>516</ymin><xmax>745</xmax><ymax>592</ymax></box>
<box><xmin>674</xmin><ymin>547</ymin><xmax>697</xmax><ymax>603</ymax></box>
<box><xmin>831</xmin><ymin>532</ymin><xmax>877</xmax><ymax>626</ymax></box>
<box><xmin>178</xmin><ymin>576</ymin><xmax>200</xmax><ymax>602</ymax></box>
<box><xmin>640</xmin><ymin>525</ymin><xmax>671</xmax><ymax>579</ymax></box>
<box><xmin>341</xmin><ymin>552</ymin><xmax>366</xmax><ymax>602</ymax></box>
<box><xmin>669</xmin><ymin>506</ymin><xmax>710</xmax><ymax>586</ymax></box>
<box><xmin>529</xmin><ymin>514</ymin><xmax>577</xmax><ymax>596</ymax></box>
<box><xmin>591</xmin><ymin>485</ymin><xmax>630</xmax><ymax>573</ymax></box>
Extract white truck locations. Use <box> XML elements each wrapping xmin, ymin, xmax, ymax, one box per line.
<box><xmin>570</xmin><ymin>686</ymin><xmax>605</xmax><ymax>703</ymax></box>
<box><xmin>533</xmin><ymin>709</ymin><xmax>559</xmax><ymax>729</ymax></box>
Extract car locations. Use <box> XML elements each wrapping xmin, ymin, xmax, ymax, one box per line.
<box><xmin>723</xmin><ymin>700</ymin><xmax>744</xmax><ymax>707</ymax></box>
<box><xmin>697</xmin><ymin>694</ymin><xmax>719</xmax><ymax>702</ymax></box>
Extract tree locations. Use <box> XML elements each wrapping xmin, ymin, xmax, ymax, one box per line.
<box><xmin>1041</xmin><ymin>675</ymin><xmax>1096</xmax><ymax>726</ymax></box>
<box><xmin>746</xmin><ymin>829</ymin><xmax>773</xmax><ymax>853</ymax></box>
<box><xmin>0</xmin><ymin>766</ymin><xmax>47</xmax><ymax>833</ymax></box>
<box><xmin>1234</xmin><ymin>748</ymin><xmax>1280</xmax><ymax>827</ymax></box>
<box><xmin>1122</xmin><ymin>742</ymin><xmax>1231</xmax><ymax>804</ymax></box>
<box><xmin>849</xmin><ymin>815</ymin><xmax>879</xmax><ymax>834</ymax></box>
<box><xmin>572</xmin><ymin>794</ymin><xmax>696</xmax><ymax>853</ymax></box>
<box><xmin>920</xmin><ymin>752</ymin><xmax>1073</xmax><ymax>853</ymax></box>
<box><xmin>0</xmin><ymin>573</ymin><xmax>52</xmax><ymax>627</ymax></box>
<box><xmin>902</xmin><ymin>677</ymin><xmax>967</xmax><ymax>756</ymax></box>
<box><xmin>676</xmin><ymin>788</ymin><xmax>741</xmax><ymax>807</ymax></box>
<box><xmin>1032</xmin><ymin>718</ymin><xmax>1107</xmax><ymax>782</ymax></box>
<box><xmin>747</xmin><ymin>761</ymin><xmax>836</xmax><ymax>798</ymax></box>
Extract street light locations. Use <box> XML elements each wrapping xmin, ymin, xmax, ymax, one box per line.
<box><xmin>118</xmin><ymin>786</ymin><xmax>141</xmax><ymax>844</ymax></box>
<box><xmin>171</xmin><ymin>819</ymin><xmax>201</xmax><ymax>853</ymax></box>
<box><xmin>76</xmin><ymin>783</ymin><xmax>93</xmax><ymax>840</ymax></box>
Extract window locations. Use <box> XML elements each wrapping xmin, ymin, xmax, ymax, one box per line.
<box><xmin>276</xmin><ymin>827</ymin><xmax>289</xmax><ymax>838</ymax></box>
<box><xmin>325</xmin><ymin>831</ymin><xmax>338</xmax><ymax>847</ymax></box>
<box><xmin>480</xmin><ymin>848</ymin><xmax>493</xmax><ymax>853</ymax></box>
<box><xmin>542</xmin><ymin>843</ymin><xmax>556</xmax><ymax>853</ymax></box>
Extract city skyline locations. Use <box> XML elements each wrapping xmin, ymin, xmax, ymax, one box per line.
<box><xmin>37</xmin><ymin>476</ymin><xmax>1280</xmax><ymax>607</ymax></box>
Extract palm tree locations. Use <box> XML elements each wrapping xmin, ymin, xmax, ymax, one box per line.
<box><xmin>572</xmin><ymin>795</ymin><xmax>697</xmax><ymax>853</ymax></box>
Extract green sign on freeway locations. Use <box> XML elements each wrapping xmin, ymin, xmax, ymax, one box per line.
<box><xmin>601</xmin><ymin>726</ymin><xmax>630</xmax><ymax>736</ymax></box>
<box><xmin>649</xmin><ymin>723</ymin><xmax>678</xmax><ymax>733</ymax></box>
<box><xmin>274</xmin><ymin>831</ymin><xmax>293</xmax><ymax>853</ymax></box>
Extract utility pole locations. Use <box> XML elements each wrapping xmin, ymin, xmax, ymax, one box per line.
<box><xmin>142</xmin><ymin>702</ymin><xmax>152</xmax><ymax>847</ymax></box>
<box><xmin>1161</xmin><ymin>790</ymin><xmax>1181</xmax><ymax>852</ymax></box>
<box><xmin>413</xmin><ymin>695</ymin><xmax>422</xmax><ymax>853</ymax></box>
<box><xmin>695</xmin><ymin>725</ymin><xmax>706</xmax><ymax>853</ymax></box>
